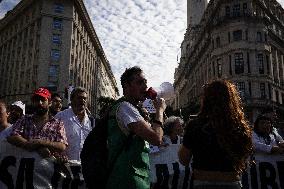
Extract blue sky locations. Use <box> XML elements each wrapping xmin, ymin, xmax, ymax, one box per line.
<box><xmin>1</xmin><ymin>0</ymin><xmax>284</xmax><ymax>94</ymax></box>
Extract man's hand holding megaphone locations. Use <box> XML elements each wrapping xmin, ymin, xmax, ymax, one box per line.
<box><xmin>146</xmin><ymin>87</ymin><xmax>167</xmax><ymax>121</ymax></box>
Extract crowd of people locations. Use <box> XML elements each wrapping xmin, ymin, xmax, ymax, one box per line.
<box><xmin>0</xmin><ymin>66</ymin><xmax>284</xmax><ymax>189</ymax></box>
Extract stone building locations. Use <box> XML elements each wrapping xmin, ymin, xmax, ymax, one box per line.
<box><xmin>174</xmin><ymin>0</ymin><xmax>284</xmax><ymax>122</ymax></box>
<box><xmin>0</xmin><ymin>0</ymin><xmax>119</xmax><ymax>115</ymax></box>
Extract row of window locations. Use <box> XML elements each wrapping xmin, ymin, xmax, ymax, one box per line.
<box><xmin>236</xmin><ymin>81</ymin><xmax>283</xmax><ymax>104</ymax></box>
<box><xmin>225</xmin><ymin>3</ymin><xmax>249</xmax><ymax>17</ymax></box>
<box><xmin>211</xmin><ymin>52</ymin><xmax>271</xmax><ymax>77</ymax></box>
<box><xmin>212</xmin><ymin>30</ymin><xmax>267</xmax><ymax>48</ymax></box>
<box><xmin>48</xmin><ymin>3</ymin><xmax>64</xmax><ymax>92</ymax></box>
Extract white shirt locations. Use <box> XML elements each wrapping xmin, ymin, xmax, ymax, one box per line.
<box><xmin>252</xmin><ymin>131</ymin><xmax>284</xmax><ymax>154</ymax></box>
<box><xmin>116</xmin><ymin>101</ymin><xmax>144</xmax><ymax>129</ymax></box>
<box><xmin>55</xmin><ymin>108</ymin><xmax>92</xmax><ymax>160</ymax></box>
<box><xmin>0</xmin><ymin>125</ymin><xmax>12</xmax><ymax>141</ymax></box>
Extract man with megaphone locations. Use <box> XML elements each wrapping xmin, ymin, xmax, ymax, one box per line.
<box><xmin>106</xmin><ymin>66</ymin><xmax>167</xmax><ymax>189</ymax></box>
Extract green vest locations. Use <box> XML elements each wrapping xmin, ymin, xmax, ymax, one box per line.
<box><xmin>106</xmin><ymin>99</ymin><xmax>150</xmax><ymax>189</ymax></box>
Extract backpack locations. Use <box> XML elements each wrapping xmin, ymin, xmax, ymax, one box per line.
<box><xmin>80</xmin><ymin>99</ymin><xmax>132</xmax><ymax>189</ymax></box>
<box><xmin>80</xmin><ymin>115</ymin><xmax>109</xmax><ymax>189</ymax></box>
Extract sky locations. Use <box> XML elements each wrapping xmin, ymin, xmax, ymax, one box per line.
<box><xmin>1</xmin><ymin>0</ymin><xmax>284</xmax><ymax>94</ymax></box>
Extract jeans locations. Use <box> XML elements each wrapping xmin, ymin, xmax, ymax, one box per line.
<box><xmin>193</xmin><ymin>180</ymin><xmax>242</xmax><ymax>189</ymax></box>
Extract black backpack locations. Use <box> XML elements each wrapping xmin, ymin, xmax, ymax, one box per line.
<box><xmin>80</xmin><ymin>99</ymin><xmax>132</xmax><ymax>189</ymax></box>
<box><xmin>80</xmin><ymin>115</ymin><xmax>109</xmax><ymax>189</ymax></box>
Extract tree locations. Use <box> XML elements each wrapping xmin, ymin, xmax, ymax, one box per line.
<box><xmin>97</xmin><ymin>96</ymin><xmax>115</xmax><ymax>118</ymax></box>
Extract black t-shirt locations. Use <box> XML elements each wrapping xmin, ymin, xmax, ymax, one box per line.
<box><xmin>183</xmin><ymin>117</ymin><xmax>235</xmax><ymax>172</ymax></box>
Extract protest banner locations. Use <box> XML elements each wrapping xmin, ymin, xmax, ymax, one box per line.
<box><xmin>0</xmin><ymin>141</ymin><xmax>85</xmax><ymax>189</ymax></box>
<box><xmin>149</xmin><ymin>144</ymin><xmax>284</xmax><ymax>189</ymax></box>
<box><xmin>1</xmin><ymin>140</ymin><xmax>284</xmax><ymax>189</ymax></box>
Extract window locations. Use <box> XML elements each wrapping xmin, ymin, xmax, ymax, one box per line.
<box><xmin>232</xmin><ymin>4</ymin><xmax>241</xmax><ymax>17</ymax></box>
<box><xmin>54</xmin><ymin>3</ymin><xmax>64</xmax><ymax>13</ymax></box>
<box><xmin>275</xmin><ymin>90</ymin><xmax>279</xmax><ymax>103</ymax></box>
<box><xmin>51</xmin><ymin>49</ymin><xmax>60</xmax><ymax>61</ymax></box>
<box><xmin>53</xmin><ymin>18</ymin><xmax>62</xmax><ymax>29</ymax></box>
<box><xmin>52</xmin><ymin>34</ymin><xmax>61</xmax><ymax>44</ymax></box>
<box><xmin>228</xmin><ymin>32</ymin><xmax>231</xmax><ymax>43</ymax></box>
<box><xmin>47</xmin><ymin>81</ymin><xmax>57</xmax><ymax>92</ymax></box>
<box><xmin>257</xmin><ymin>32</ymin><xmax>262</xmax><ymax>42</ymax></box>
<box><xmin>233</xmin><ymin>30</ymin><xmax>242</xmax><ymax>41</ymax></box>
<box><xmin>257</xmin><ymin>54</ymin><xmax>264</xmax><ymax>74</ymax></box>
<box><xmin>243</xmin><ymin>3</ymin><xmax>248</xmax><ymax>15</ymax></box>
<box><xmin>49</xmin><ymin>65</ymin><xmax>59</xmax><ymax>78</ymax></box>
<box><xmin>236</xmin><ymin>82</ymin><xmax>245</xmax><ymax>97</ymax></box>
<box><xmin>248</xmin><ymin>82</ymin><xmax>252</xmax><ymax>96</ymax></box>
<box><xmin>260</xmin><ymin>83</ymin><xmax>265</xmax><ymax>98</ymax></box>
<box><xmin>217</xmin><ymin>58</ymin><xmax>222</xmax><ymax>77</ymax></box>
<box><xmin>225</xmin><ymin>6</ymin><xmax>230</xmax><ymax>17</ymax></box>
<box><xmin>229</xmin><ymin>55</ymin><xmax>232</xmax><ymax>75</ymax></box>
<box><xmin>216</xmin><ymin>37</ymin><xmax>221</xmax><ymax>47</ymax></box>
<box><xmin>266</xmin><ymin>55</ymin><xmax>270</xmax><ymax>74</ymax></box>
<box><xmin>247</xmin><ymin>52</ymin><xmax>250</xmax><ymax>73</ymax></box>
<box><xmin>235</xmin><ymin>53</ymin><xmax>244</xmax><ymax>74</ymax></box>
<box><xmin>245</xmin><ymin>29</ymin><xmax>248</xmax><ymax>40</ymax></box>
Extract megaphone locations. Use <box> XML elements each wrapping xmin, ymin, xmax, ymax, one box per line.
<box><xmin>144</xmin><ymin>82</ymin><xmax>174</xmax><ymax>113</ymax></box>
<box><xmin>146</xmin><ymin>82</ymin><xmax>175</xmax><ymax>100</ymax></box>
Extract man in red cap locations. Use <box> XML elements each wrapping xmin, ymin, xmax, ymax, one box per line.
<box><xmin>7</xmin><ymin>87</ymin><xmax>68</xmax><ymax>159</ymax></box>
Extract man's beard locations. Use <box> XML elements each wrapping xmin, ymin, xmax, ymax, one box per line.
<box><xmin>35</xmin><ymin>107</ymin><xmax>48</xmax><ymax>116</ymax></box>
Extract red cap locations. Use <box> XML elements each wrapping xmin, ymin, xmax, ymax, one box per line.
<box><xmin>33</xmin><ymin>88</ymin><xmax>51</xmax><ymax>99</ymax></box>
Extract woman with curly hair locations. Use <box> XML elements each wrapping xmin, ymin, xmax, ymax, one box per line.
<box><xmin>178</xmin><ymin>80</ymin><xmax>253</xmax><ymax>189</ymax></box>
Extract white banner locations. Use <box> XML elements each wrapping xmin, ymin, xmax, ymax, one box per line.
<box><xmin>0</xmin><ymin>141</ymin><xmax>86</xmax><ymax>189</ymax></box>
<box><xmin>150</xmin><ymin>144</ymin><xmax>191</xmax><ymax>189</ymax></box>
<box><xmin>1</xmin><ymin>140</ymin><xmax>284</xmax><ymax>189</ymax></box>
<box><xmin>150</xmin><ymin>144</ymin><xmax>284</xmax><ymax>189</ymax></box>
<box><xmin>242</xmin><ymin>154</ymin><xmax>284</xmax><ymax>189</ymax></box>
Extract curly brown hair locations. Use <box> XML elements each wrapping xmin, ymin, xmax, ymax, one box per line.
<box><xmin>199</xmin><ymin>80</ymin><xmax>253</xmax><ymax>174</ymax></box>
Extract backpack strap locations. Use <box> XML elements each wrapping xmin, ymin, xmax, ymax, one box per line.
<box><xmin>106</xmin><ymin>99</ymin><xmax>135</xmax><ymax>179</ymax></box>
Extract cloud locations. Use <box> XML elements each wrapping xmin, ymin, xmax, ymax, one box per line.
<box><xmin>0</xmin><ymin>0</ymin><xmax>20</xmax><ymax>19</ymax></box>
<box><xmin>85</xmin><ymin>0</ymin><xmax>187</xmax><ymax>93</ymax></box>
<box><xmin>2</xmin><ymin>0</ymin><xmax>284</xmax><ymax>96</ymax></box>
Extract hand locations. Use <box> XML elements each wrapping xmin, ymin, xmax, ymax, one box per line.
<box><xmin>53</xmin><ymin>152</ymin><xmax>68</xmax><ymax>164</ymax></box>
<box><xmin>37</xmin><ymin>147</ymin><xmax>51</xmax><ymax>158</ymax></box>
<box><xmin>153</xmin><ymin>98</ymin><xmax>166</xmax><ymax>112</ymax></box>
<box><xmin>271</xmin><ymin>146</ymin><xmax>284</xmax><ymax>154</ymax></box>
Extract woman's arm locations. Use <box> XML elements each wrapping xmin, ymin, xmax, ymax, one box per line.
<box><xmin>178</xmin><ymin>144</ymin><xmax>192</xmax><ymax>166</ymax></box>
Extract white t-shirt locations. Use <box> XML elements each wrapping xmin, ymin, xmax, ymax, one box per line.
<box><xmin>116</xmin><ymin>102</ymin><xmax>150</xmax><ymax>150</ymax></box>
<box><xmin>55</xmin><ymin>108</ymin><xmax>92</xmax><ymax>160</ymax></box>
<box><xmin>116</xmin><ymin>101</ymin><xmax>145</xmax><ymax>129</ymax></box>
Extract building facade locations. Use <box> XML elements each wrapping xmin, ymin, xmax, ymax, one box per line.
<box><xmin>0</xmin><ymin>0</ymin><xmax>119</xmax><ymax>115</ymax></box>
<box><xmin>174</xmin><ymin>0</ymin><xmax>284</xmax><ymax>122</ymax></box>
